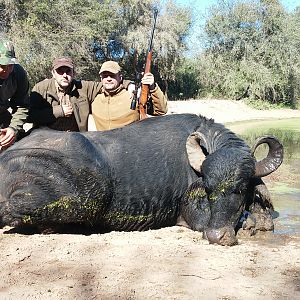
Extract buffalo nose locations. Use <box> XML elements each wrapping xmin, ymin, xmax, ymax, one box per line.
<box><xmin>204</xmin><ymin>226</ymin><xmax>238</xmax><ymax>246</ymax></box>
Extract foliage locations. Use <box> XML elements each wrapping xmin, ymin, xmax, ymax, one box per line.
<box><xmin>118</xmin><ymin>0</ymin><xmax>192</xmax><ymax>82</ymax></box>
<box><xmin>1</xmin><ymin>0</ymin><xmax>116</xmax><ymax>82</ymax></box>
<box><xmin>0</xmin><ymin>0</ymin><xmax>299</xmax><ymax>105</ymax></box>
<box><xmin>167</xmin><ymin>58</ymin><xmax>202</xmax><ymax>100</ymax></box>
<box><xmin>244</xmin><ymin>98</ymin><xmax>290</xmax><ymax>110</ymax></box>
<box><xmin>195</xmin><ymin>0</ymin><xmax>300</xmax><ymax>106</ymax></box>
<box><xmin>0</xmin><ymin>0</ymin><xmax>192</xmax><ymax>87</ymax></box>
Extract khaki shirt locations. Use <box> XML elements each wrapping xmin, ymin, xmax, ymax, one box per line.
<box><xmin>91</xmin><ymin>83</ymin><xmax>168</xmax><ymax>131</ymax></box>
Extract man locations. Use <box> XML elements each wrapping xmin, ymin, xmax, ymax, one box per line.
<box><xmin>91</xmin><ymin>60</ymin><xmax>168</xmax><ymax>131</ymax></box>
<box><xmin>28</xmin><ymin>57</ymin><xmax>102</xmax><ymax>132</ymax></box>
<box><xmin>0</xmin><ymin>39</ymin><xmax>29</xmax><ymax>150</ymax></box>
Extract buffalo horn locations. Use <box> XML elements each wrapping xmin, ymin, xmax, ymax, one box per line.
<box><xmin>252</xmin><ymin>136</ymin><xmax>283</xmax><ymax>177</ymax></box>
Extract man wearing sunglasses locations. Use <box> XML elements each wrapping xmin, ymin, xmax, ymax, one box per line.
<box><xmin>0</xmin><ymin>39</ymin><xmax>29</xmax><ymax>150</ymax></box>
<box><xmin>28</xmin><ymin>57</ymin><xmax>102</xmax><ymax>132</ymax></box>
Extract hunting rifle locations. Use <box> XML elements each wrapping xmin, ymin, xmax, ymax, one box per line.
<box><xmin>130</xmin><ymin>9</ymin><xmax>158</xmax><ymax>120</ymax></box>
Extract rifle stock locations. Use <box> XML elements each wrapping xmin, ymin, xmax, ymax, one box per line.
<box><xmin>139</xmin><ymin>51</ymin><xmax>152</xmax><ymax>119</ymax></box>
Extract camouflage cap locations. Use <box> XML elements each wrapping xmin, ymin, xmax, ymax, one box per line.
<box><xmin>99</xmin><ymin>61</ymin><xmax>121</xmax><ymax>74</ymax></box>
<box><xmin>0</xmin><ymin>40</ymin><xmax>18</xmax><ymax>65</ymax></box>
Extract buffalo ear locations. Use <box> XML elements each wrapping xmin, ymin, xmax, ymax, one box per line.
<box><xmin>186</xmin><ymin>132</ymin><xmax>207</xmax><ymax>172</ymax></box>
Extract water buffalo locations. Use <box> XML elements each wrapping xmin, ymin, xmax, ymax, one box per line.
<box><xmin>0</xmin><ymin>113</ymin><xmax>283</xmax><ymax>246</ymax></box>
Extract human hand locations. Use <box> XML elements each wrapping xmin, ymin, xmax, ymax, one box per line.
<box><xmin>0</xmin><ymin>127</ymin><xmax>16</xmax><ymax>149</ymax></box>
<box><xmin>141</xmin><ymin>73</ymin><xmax>155</xmax><ymax>89</ymax></box>
<box><xmin>62</xmin><ymin>104</ymin><xmax>73</xmax><ymax>117</ymax></box>
<box><xmin>128</xmin><ymin>83</ymin><xmax>136</xmax><ymax>99</ymax></box>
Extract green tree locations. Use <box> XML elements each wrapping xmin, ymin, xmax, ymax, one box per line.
<box><xmin>196</xmin><ymin>0</ymin><xmax>300</xmax><ymax>106</ymax></box>
<box><xmin>0</xmin><ymin>0</ymin><xmax>192</xmax><ymax>90</ymax></box>
<box><xmin>2</xmin><ymin>0</ymin><xmax>117</xmax><ymax>83</ymax></box>
<box><xmin>168</xmin><ymin>57</ymin><xmax>201</xmax><ymax>100</ymax></box>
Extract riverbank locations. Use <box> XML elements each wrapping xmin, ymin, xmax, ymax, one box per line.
<box><xmin>167</xmin><ymin>99</ymin><xmax>300</xmax><ymax>123</ymax></box>
<box><xmin>1</xmin><ymin>99</ymin><xmax>300</xmax><ymax>300</ymax></box>
<box><xmin>86</xmin><ymin>99</ymin><xmax>300</xmax><ymax>131</ymax></box>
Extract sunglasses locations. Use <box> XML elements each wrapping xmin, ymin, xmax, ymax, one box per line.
<box><xmin>0</xmin><ymin>65</ymin><xmax>13</xmax><ymax>71</ymax></box>
<box><xmin>55</xmin><ymin>67</ymin><xmax>73</xmax><ymax>75</ymax></box>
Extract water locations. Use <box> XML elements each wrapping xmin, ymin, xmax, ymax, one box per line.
<box><xmin>228</xmin><ymin>118</ymin><xmax>300</xmax><ymax>236</ymax></box>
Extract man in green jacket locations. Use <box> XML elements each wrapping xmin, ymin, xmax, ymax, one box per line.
<box><xmin>28</xmin><ymin>57</ymin><xmax>102</xmax><ymax>132</ymax></box>
<box><xmin>0</xmin><ymin>39</ymin><xmax>29</xmax><ymax>150</ymax></box>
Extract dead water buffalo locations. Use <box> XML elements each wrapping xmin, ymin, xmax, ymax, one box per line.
<box><xmin>0</xmin><ymin>114</ymin><xmax>283</xmax><ymax>245</ymax></box>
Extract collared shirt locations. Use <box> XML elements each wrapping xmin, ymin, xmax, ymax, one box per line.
<box><xmin>55</xmin><ymin>82</ymin><xmax>71</xmax><ymax>106</ymax></box>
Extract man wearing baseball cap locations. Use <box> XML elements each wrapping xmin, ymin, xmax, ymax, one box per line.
<box><xmin>0</xmin><ymin>39</ymin><xmax>29</xmax><ymax>150</ymax></box>
<box><xmin>28</xmin><ymin>57</ymin><xmax>102</xmax><ymax>131</ymax></box>
<box><xmin>91</xmin><ymin>60</ymin><xmax>168</xmax><ymax>131</ymax></box>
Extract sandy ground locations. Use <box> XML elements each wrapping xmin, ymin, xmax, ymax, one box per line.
<box><xmin>1</xmin><ymin>99</ymin><xmax>300</xmax><ymax>300</ymax></box>
<box><xmin>167</xmin><ymin>99</ymin><xmax>300</xmax><ymax>124</ymax></box>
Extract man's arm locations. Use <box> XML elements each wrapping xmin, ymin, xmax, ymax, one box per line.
<box><xmin>0</xmin><ymin>64</ymin><xmax>29</xmax><ymax>148</ymax></box>
<box><xmin>148</xmin><ymin>83</ymin><xmax>168</xmax><ymax>116</ymax></box>
<box><xmin>139</xmin><ymin>72</ymin><xmax>168</xmax><ymax>116</ymax></box>
<box><xmin>9</xmin><ymin>64</ymin><xmax>29</xmax><ymax>132</ymax></box>
<box><xmin>84</xmin><ymin>81</ymin><xmax>103</xmax><ymax>104</ymax></box>
<box><xmin>28</xmin><ymin>80</ymin><xmax>64</xmax><ymax>124</ymax></box>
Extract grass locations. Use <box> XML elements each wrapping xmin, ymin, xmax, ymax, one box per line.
<box><xmin>244</xmin><ymin>98</ymin><xmax>293</xmax><ymax>110</ymax></box>
<box><xmin>229</xmin><ymin>119</ymin><xmax>300</xmax><ymax>161</ymax></box>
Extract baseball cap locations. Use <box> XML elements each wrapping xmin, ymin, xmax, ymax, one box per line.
<box><xmin>52</xmin><ymin>57</ymin><xmax>74</xmax><ymax>70</ymax></box>
<box><xmin>99</xmin><ymin>61</ymin><xmax>121</xmax><ymax>74</ymax></box>
<box><xmin>0</xmin><ymin>40</ymin><xmax>18</xmax><ymax>65</ymax></box>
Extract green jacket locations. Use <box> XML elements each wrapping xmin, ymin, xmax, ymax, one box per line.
<box><xmin>0</xmin><ymin>64</ymin><xmax>29</xmax><ymax>133</ymax></box>
<box><xmin>28</xmin><ymin>78</ymin><xmax>102</xmax><ymax>132</ymax></box>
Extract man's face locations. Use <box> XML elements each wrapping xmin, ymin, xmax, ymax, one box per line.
<box><xmin>52</xmin><ymin>66</ymin><xmax>74</xmax><ymax>89</ymax></box>
<box><xmin>100</xmin><ymin>71</ymin><xmax>122</xmax><ymax>92</ymax></box>
<box><xmin>0</xmin><ymin>64</ymin><xmax>14</xmax><ymax>80</ymax></box>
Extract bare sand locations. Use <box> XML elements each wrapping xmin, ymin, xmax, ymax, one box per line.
<box><xmin>1</xmin><ymin>99</ymin><xmax>300</xmax><ymax>300</ymax></box>
<box><xmin>167</xmin><ymin>99</ymin><xmax>300</xmax><ymax>123</ymax></box>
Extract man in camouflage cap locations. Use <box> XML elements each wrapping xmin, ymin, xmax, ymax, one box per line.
<box><xmin>0</xmin><ymin>39</ymin><xmax>29</xmax><ymax>149</ymax></box>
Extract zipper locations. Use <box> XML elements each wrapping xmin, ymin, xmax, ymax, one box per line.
<box><xmin>107</xmin><ymin>96</ymin><xmax>111</xmax><ymax>130</ymax></box>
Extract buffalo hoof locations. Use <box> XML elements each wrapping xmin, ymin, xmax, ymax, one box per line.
<box><xmin>204</xmin><ymin>226</ymin><xmax>238</xmax><ymax>246</ymax></box>
<box><xmin>243</xmin><ymin>212</ymin><xmax>274</xmax><ymax>232</ymax></box>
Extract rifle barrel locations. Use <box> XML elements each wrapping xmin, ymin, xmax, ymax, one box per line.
<box><xmin>148</xmin><ymin>9</ymin><xmax>158</xmax><ymax>52</ymax></box>
<box><xmin>139</xmin><ymin>9</ymin><xmax>158</xmax><ymax>120</ymax></box>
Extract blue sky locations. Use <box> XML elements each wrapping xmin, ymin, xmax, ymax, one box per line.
<box><xmin>174</xmin><ymin>0</ymin><xmax>299</xmax><ymax>13</ymax></box>
<box><xmin>174</xmin><ymin>0</ymin><xmax>216</xmax><ymax>13</ymax></box>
